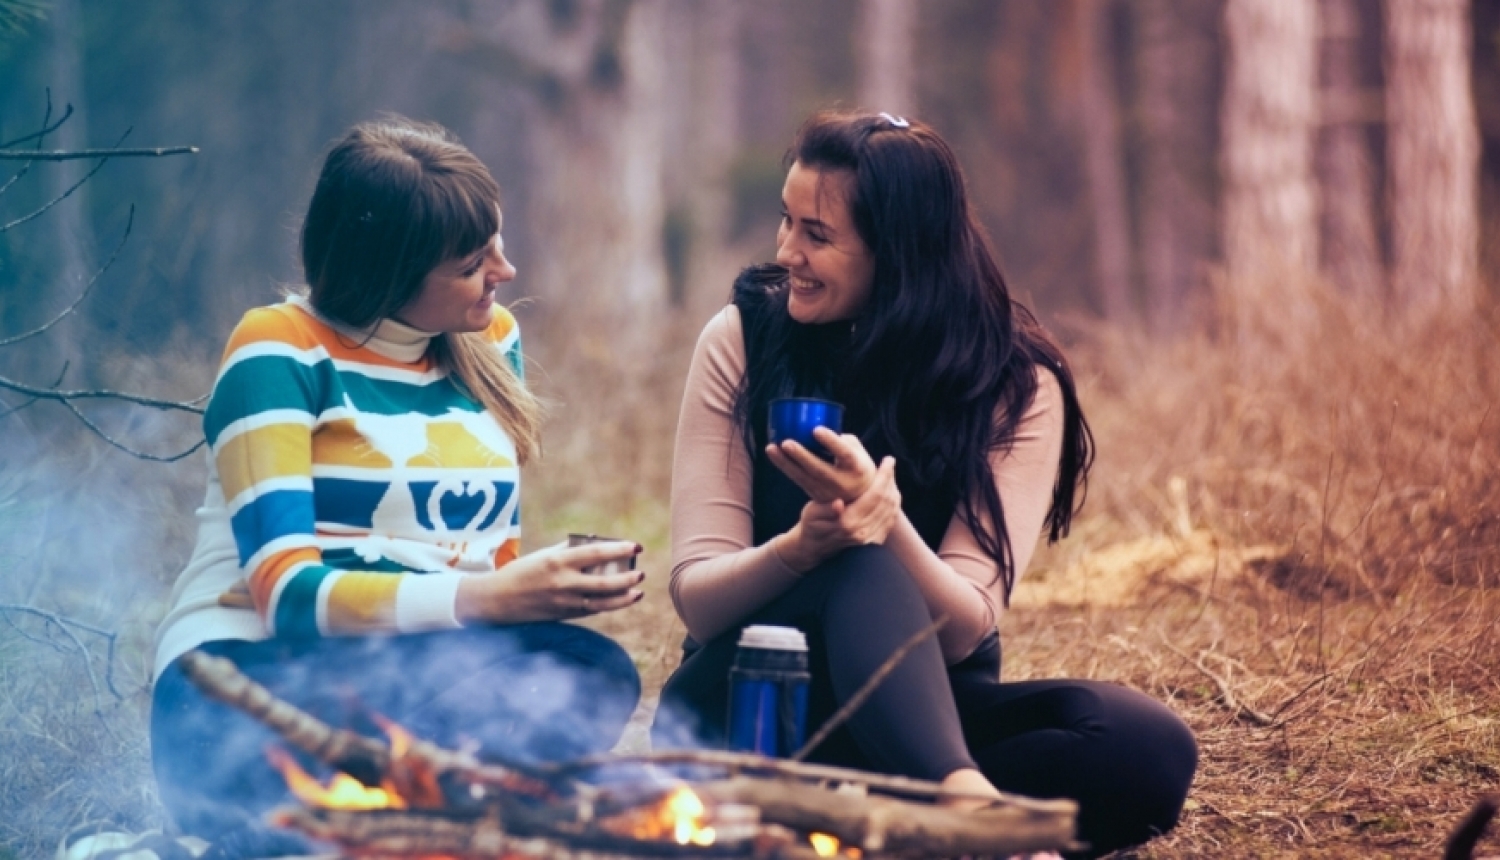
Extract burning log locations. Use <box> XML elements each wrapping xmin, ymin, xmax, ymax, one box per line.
<box><xmin>273</xmin><ymin>806</ymin><xmax>827</xmax><ymax>860</ymax></box>
<box><xmin>700</xmin><ymin>777</ymin><xmax>1076</xmax><ymax>857</ymax></box>
<box><xmin>179</xmin><ymin>648</ymin><xmax>1079</xmax><ymax>858</ymax></box>
<box><xmin>177</xmin><ymin>650</ymin><xmax>557</xmax><ymax>805</ymax></box>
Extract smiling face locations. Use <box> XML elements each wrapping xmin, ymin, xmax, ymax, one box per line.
<box><xmin>396</xmin><ymin>215</ymin><xmax>516</xmax><ymax>333</ymax></box>
<box><xmin>776</xmin><ymin>162</ymin><xmax>876</xmax><ymax>325</ymax></box>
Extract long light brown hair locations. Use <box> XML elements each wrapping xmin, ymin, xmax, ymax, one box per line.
<box><xmin>299</xmin><ymin>117</ymin><xmax>542</xmax><ymax>462</ymax></box>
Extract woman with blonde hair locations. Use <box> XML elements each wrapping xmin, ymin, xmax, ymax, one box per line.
<box><xmin>151</xmin><ymin>117</ymin><xmax>644</xmax><ymax>842</ymax></box>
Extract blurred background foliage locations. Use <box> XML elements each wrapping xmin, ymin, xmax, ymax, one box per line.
<box><xmin>1</xmin><ymin>1</ymin><xmax>1498</xmax><ymax>856</ymax></box>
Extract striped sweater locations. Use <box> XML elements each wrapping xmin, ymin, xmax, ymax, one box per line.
<box><xmin>201</xmin><ymin>295</ymin><xmax>523</xmax><ymax>639</ymax></box>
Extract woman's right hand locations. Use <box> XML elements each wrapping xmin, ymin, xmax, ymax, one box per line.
<box><xmin>455</xmin><ymin>541</ymin><xmax>644</xmax><ymax>625</ymax></box>
<box><xmin>775</xmin><ymin>455</ymin><xmax>901</xmax><ymax>572</ymax></box>
<box><xmin>765</xmin><ymin>426</ymin><xmax>880</xmax><ymax>504</ymax></box>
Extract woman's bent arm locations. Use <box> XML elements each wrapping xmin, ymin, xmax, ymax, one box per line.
<box><xmin>883</xmin><ymin>368</ymin><xmax>1066</xmax><ymax>660</ymax></box>
<box><xmin>669</xmin><ymin>308</ymin><xmax>804</xmax><ymax>640</ymax></box>
<box><xmin>671</xmin><ymin>307</ymin><xmax>1066</xmax><ymax>658</ymax></box>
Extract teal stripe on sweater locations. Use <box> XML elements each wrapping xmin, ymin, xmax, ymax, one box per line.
<box><xmin>206</xmin><ymin>354</ymin><xmax>483</xmax><ymax>444</ymax></box>
<box><xmin>274</xmin><ymin>563</ymin><xmax>334</xmax><ymax>638</ymax></box>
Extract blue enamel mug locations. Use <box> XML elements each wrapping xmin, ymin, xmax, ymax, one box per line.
<box><xmin>767</xmin><ymin>397</ymin><xmax>844</xmax><ymax>459</ymax></box>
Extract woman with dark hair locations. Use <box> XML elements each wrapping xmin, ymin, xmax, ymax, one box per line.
<box><xmin>652</xmin><ymin>110</ymin><xmax>1196</xmax><ymax>857</ymax></box>
<box><xmin>150</xmin><ymin>118</ymin><xmax>644</xmax><ymax>843</ymax></box>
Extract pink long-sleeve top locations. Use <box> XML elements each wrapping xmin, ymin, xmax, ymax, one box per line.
<box><xmin>668</xmin><ymin>306</ymin><xmax>1066</xmax><ymax>663</ymax></box>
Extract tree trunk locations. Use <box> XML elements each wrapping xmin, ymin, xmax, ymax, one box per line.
<box><xmin>1131</xmin><ymin>0</ymin><xmax>1223</xmax><ymax>335</ymax></box>
<box><xmin>856</xmin><ymin>0</ymin><xmax>918</xmax><ymax>115</ymax></box>
<box><xmin>1220</xmin><ymin>0</ymin><xmax>1319</xmax><ymax>322</ymax></box>
<box><xmin>1315</xmin><ymin>0</ymin><xmax>1384</xmax><ymax>298</ymax></box>
<box><xmin>463</xmin><ymin>0</ymin><xmax>669</xmax><ymax>323</ymax></box>
<box><xmin>1384</xmin><ymin>0</ymin><xmax>1479</xmax><ymax>315</ymax></box>
<box><xmin>1071</xmin><ymin>0</ymin><xmax>1136</xmax><ymax>322</ymax></box>
<box><xmin>667</xmin><ymin>0</ymin><xmax>743</xmax><ymax>316</ymax></box>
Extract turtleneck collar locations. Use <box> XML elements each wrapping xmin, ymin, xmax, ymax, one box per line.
<box><xmin>287</xmin><ymin>294</ymin><xmax>438</xmax><ymax>364</ymax></box>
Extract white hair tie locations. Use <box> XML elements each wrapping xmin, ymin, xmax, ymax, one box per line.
<box><xmin>878</xmin><ymin>112</ymin><xmax>910</xmax><ymax>129</ymax></box>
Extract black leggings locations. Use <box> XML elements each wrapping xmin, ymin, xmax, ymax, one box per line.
<box><xmin>152</xmin><ymin>623</ymin><xmax>640</xmax><ymax>841</ymax></box>
<box><xmin>651</xmin><ymin>546</ymin><xmax>1196</xmax><ymax>857</ymax></box>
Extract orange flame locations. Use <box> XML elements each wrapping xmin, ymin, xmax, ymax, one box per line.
<box><xmin>266</xmin><ymin>746</ymin><xmax>406</xmax><ymax>810</ymax></box>
<box><xmin>665</xmin><ymin>785</ymin><xmax>716</xmax><ymax>846</ymax></box>
<box><xmin>809</xmin><ymin>831</ymin><xmax>861</xmax><ymax>858</ymax></box>
<box><xmin>606</xmin><ymin>784</ymin><xmax>717</xmax><ymax>846</ymax></box>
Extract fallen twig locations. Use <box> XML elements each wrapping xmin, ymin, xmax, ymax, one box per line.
<box><xmin>1161</xmin><ymin>636</ymin><xmax>1275</xmax><ymax>726</ymax></box>
<box><xmin>792</xmin><ymin>615</ymin><xmax>948</xmax><ymax>762</ymax></box>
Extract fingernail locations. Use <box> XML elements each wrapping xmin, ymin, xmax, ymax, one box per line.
<box><xmin>633</xmin><ymin>591</ymin><xmax>644</xmax><ymax>602</ymax></box>
<box><xmin>634</xmin><ymin>543</ymin><xmax>644</xmax><ymax>554</ymax></box>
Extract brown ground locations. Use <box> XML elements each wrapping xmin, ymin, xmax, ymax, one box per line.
<box><xmin>1</xmin><ymin>291</ymin><xmax>1495</xmax><ymax>858</ymax></box>
<box><xmin>529</xmin><ymin>293</ymin><xmax>1500</xmax><ymax>859</ymax></box>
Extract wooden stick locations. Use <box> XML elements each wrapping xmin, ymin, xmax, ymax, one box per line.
<box><xmin>1444</xmin><ymin>793</ymin><xmax>1499</xmax><ymax>860</ymax></box>
<box><xmin>533</xmin><ymin>748</ymin><xmax>1064</xmax><ymax>811</ymax></box>
<box><xmin>273</xmin><ymin>807</ymin><xmax>825</xmax><ymax>860</ymax></box>
<box><xmin>792</xmin><ymin>615</ymin><xmax>947</xmax><ymax>761</ymax></box>
<box><xmin>0</xmin><ymin>146</ymin><xmax>198</xmax><ymax>160</ymax></box>
<box><xmin>177</xmin><ymin>649</ymin><xmax>556</xmax><ymax>802</ymax></box>
<box><xmin>701</xmin><ymin>777</ymin><xmax>1078</xmax><ymax>857</ymax></box>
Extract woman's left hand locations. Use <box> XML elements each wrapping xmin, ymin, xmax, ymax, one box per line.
<box><xmin>775</xmin><ymin>455</ymin><xmax>902</xmax><ymax>571</ymax></box>
<box><xmin>766</xmin><ymin>426</ymin><xmax>879</xmax><ymax>504</ymax></box>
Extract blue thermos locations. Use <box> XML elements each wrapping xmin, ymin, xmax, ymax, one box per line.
<box><xmin>727</xmin><ymin>625</ymin><xmax>810</xmax><ymax>757</ymax></box>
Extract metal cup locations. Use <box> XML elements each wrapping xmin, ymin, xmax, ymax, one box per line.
<box><xmin>767</xmin><ymin>397</ymin><xmax>844</xmax><ymax>459</ymax></box>
<box><xmin>567</xmin><ymin>533</ymin><xmax>637</xmax><ymax>575</ymax></box>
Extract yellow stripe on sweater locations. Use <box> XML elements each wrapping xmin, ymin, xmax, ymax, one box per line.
<box><xmin>218</xmin><ymin>423</ymin><xmax>311</xmax><ymax>502</ymax></box>
<box><xmin>325</xmin><ymin>572</ymin><xmax>402</xmax><ymax>632</ymax></box>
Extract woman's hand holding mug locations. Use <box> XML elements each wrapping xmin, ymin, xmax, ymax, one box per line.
<box><xmin>455</xmin><ymin>539</ymin><xmax>644</xmax><ymax>624</ymax></box>
<box><xmin>766</xmin><ymin>426</ymin><xmax>879</xmax><ymax>504</ymax></box>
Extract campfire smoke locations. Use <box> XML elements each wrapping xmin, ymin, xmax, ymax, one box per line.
<box><xmin>180</xmin><ymin>649</ymin><xmax>1080</xmax><ymax>859</ymax></box>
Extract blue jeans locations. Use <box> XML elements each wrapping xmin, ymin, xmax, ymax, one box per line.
<box><xmin>151</xmin><ymin>623</ymin><xmax>640</xmax><ymax>840</ymax></box>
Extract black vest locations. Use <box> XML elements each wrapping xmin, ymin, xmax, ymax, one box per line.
<box><xmin>732</xmin><ymin>268</ymin><xmax>958</xmax><ymax>553</ymax></box>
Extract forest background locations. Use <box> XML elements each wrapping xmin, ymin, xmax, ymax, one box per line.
<box><xmin>1</xmin><ymin>1</ymin><xmax>1498</xmax><ymax>857</ymax></box>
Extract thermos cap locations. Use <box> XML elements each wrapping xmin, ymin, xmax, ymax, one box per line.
<box><xmin>737</xmin><ymin>624</ymin><xmax>807</xmax><ymax>652</ymax></box>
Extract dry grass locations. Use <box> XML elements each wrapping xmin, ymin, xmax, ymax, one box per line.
<box><xmin>2</xmin><ymin>288</ymin><xmax>1497</xmax><ymax>858</ymax></box>
<box><xmin>522</xmin><ymin>287</ymin><xmax>1500</xmax><ymax>858</ymax></box>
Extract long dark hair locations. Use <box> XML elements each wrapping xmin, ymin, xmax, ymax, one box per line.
<box><xmin>299</xmin><ymin>117</ymin><xmax>542</xmax><ymax>462</ymax></box>
<box><xmin>733</xmin><ymin>110</ymin><xmax>1093</xmax><ymax>603</ymax></box>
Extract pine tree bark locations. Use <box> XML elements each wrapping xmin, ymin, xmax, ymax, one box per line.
<box><xmin>1315</xmin><ymin>0</ymin><xmax>1384</xmax><ymax>298</ymax></box>
<box><xmin>1131</xmin><ymin>0</ymin><xmax>1223</xmax><ymax>335</ymax></box>
<box><xmin>462</xmin><ymin>0</ymin><xmax>669</xmax><ymax>322</ymax></box>
<box><xmin>1383</xmin><ymin>0</ymin><xmax>1479</xmax><ymax>315</ymax></box>
<box><xmin>1220</xmin><ymin>0</ymin><xmax>1319</xmax><ymax>319</ymax></box>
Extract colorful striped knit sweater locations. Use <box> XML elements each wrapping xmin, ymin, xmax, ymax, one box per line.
<box><xmin>162</xmin><ymin>295</ymin><xmax>524</xmax><ymax>659</ymax></box>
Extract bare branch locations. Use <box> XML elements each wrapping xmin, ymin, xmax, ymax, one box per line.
<box><xmin>58</xmin><ymin>397</ymin><xmax>206</xmax><ymax>463</ymax></box>
<box><xmin>0</xmin><ymin>97</ymin><xmax>71</xmax><ymax>149</ymax></box>
<box><xmin>0</xmin><ymin>145</ymin><xmax>198</xmax><ymax>160</ymax></box>
<box><xmin>0</xmin><ymin>205</ymin><xmax>133</xmax><ymax>348</ymax></box>
<box><xmin>0</xmin><ymin>604</ymin><xmax>125</xmax><ymax>715</ymax></box>
<box><xmin>791</xmin><ymin>615</ymin><xmax>947</xmax><ymax>762</ymax></box>
<box><xmin>0</xmin><ymin>98</ymin><xmax>71</xmax><ymax>197</ymax></box>
<box><xmin>0</xmin><ymin>374</ymin><xmax>206</xmax><ymax>414</ymax></box>
<box><xmin>0</xmin><ymin>161</ymin><xmax>33</xmax><ymax>197</ymax></box>
<box><xmin>0</xmin><ymin>127</ymin><xmax>130</xmax><ymax>234</ymax></box>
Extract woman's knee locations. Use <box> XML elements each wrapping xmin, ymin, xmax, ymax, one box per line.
<box><xmin>808</xmin><ymin>545</ymin><xmax>924</xmax><ymax>612</ymax></box>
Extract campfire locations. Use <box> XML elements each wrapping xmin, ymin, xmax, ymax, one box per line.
<box><xmin>181</xmin><ymin>651</ymin><xmax>1078</xmax><ymax>859</ymax></box>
